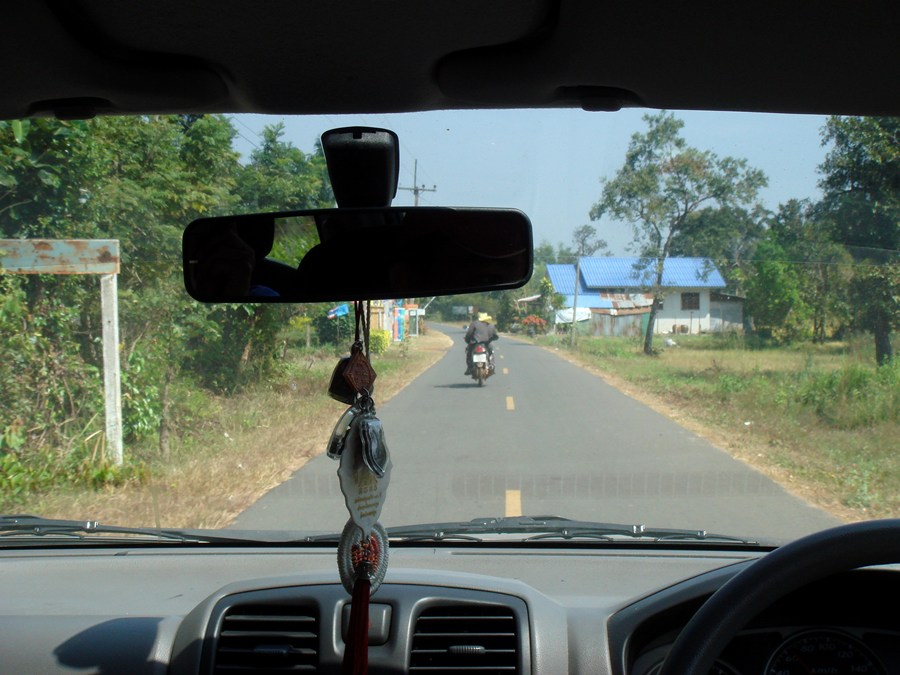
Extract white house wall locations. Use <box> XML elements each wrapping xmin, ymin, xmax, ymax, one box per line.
<box><xmin>653</xmin><ymin>289</ymin><xmax>711</xmax><ymax>335</ymax></box>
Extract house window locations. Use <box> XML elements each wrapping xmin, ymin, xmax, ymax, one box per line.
<box><xmin>681</xmin><ymin>292</ymin><xmax>700</xmax><ymax>310</ymax></box>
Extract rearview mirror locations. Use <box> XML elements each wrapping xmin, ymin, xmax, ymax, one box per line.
<box><xmin>183</xmin><ymin>207</ymin><xmax>533</xmax><ymax>302</ymax></box>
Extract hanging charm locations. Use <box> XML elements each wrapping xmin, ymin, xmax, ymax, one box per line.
<box><xmin>336</xmin><ymin>393</ymin><xmax>392</xmax><ymax>541</ymax></box>
<box><xmin>327</xmin><ymin>405</ymin><xmax>357</xmax><ymax>459</ymax></box>
<box><xmin>343</xmin><ymin>345</ymin><xmax>376</xmax><ymax>396</ymax></box>
<box><xmin>326</xmin><ymin>300</ymin><xmax>391</xmax><ymax>675</ymax></box>
<box><xmin>337</xmin><ymin>519</ymin><xmax>389</xmax><ymax>595</ymax></box>
<box><xmin>329</xmin><ymin>341</ymin><xmax>372</xmax><ymax>404</ymax></box>
<box><xmin>328</xmin><ymin>300</ymin><xmax>377</xmax><ymax>404</ymax></box>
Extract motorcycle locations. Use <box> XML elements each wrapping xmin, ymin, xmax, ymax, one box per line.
<box><xmin>469</xmin><ymin>341</ymin><xmax>495</xmax><ymax>386</ymax></box>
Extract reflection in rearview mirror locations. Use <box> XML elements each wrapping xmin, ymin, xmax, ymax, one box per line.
<box><xmin>183</xmin><ymin>207</ymin><xmax>532</xmax><ymax>302</ymax></box>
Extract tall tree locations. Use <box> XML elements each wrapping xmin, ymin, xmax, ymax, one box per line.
<box><xmin>668</xmin><ymin>204</ymin><xmax>766</xmax><ymax>291</ymax></box>
<box><xmin>766</xmin><ymin>200</ymin><xmax>852</xmax><ymax>342</ymax></box>
<box><xmin>742</xmin><ymin>238</ymin><xmax>812</xmax><ymax>341</ymax></box>
<box><xmin>236</xmin><ymin>123</ymin><xmax>333</xmax><ymax>213</ymax></box>
<box><xmin>571</xmin><ymin>224</ymin><xmax>607</xmax><ymax>257</ymax></box>
<box><xmin>818</xmin><ymin>116</ymin><xmax>899</xmax><ymax>364</ymax></box>
<box><xmin>590</xmin><ymin>112</ymin><xmax>767</xmax><ymax>354</ymax></box>
<box><xmin>0</xmin><ymin>115</ymin><xmax>266</xmax><ymax>458</ymax></box>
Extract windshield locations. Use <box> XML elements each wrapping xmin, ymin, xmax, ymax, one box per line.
<box><xmin>1</xmin><ymin>110</ymin><xmax>896</xmax><ymax>545</ymax></box>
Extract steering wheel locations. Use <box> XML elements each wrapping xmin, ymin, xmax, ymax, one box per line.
<box><xmin>658</xmin><ymin>519</ymin><xmax>900</xmax><ymax>675</ymax></box>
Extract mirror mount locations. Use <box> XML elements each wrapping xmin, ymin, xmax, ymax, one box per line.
<box><xmin>321</xmin><ymin>127</ymin><xmax>400</xmax><ymax>208</ymax></box>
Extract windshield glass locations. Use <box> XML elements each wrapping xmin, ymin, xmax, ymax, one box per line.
<box><xmin>1</xmin><ymin>110</ymin><xmax>896</xmax><ymax>544</ymax></box>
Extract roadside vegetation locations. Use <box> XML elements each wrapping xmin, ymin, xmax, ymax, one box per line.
<box><xmin>536</xmin><ymin>332</ymin><xmax>899</xmax><ymax>520</ymax></box>
<box><xmin>0</xmin><ymin>114</ymin><xmax>440</xmax><ymax>520</ymax></box>
<box><xmin>2</xmin><ymin>112</ymin><xmax>896</xmax><ymax>522</ymax></box>
<box><xmin>454</xmin><ymin>115</ymin><xmax>898</xmax><ymax>369</ymax></box>
<box><xmin>444</xmin><ymin>113</ymin><xmax>897</xmax><ymax>520</ymax></box>
<box><xmin>11</xmin><ymin>331</ymin><xmax>451</xmax><ymax>528</ymax></box>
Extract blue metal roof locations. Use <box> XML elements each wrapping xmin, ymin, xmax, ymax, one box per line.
<box><xmin>546</xmin><ymin>264</ymin><xmax>583</xmax><ymax>295</ymax></box>
<box><xmin>547</xmin><ymin>266</ymin><xmax>612</xmax><ymax>308</ymax></box>
<box><xmin>578</xmin><ymin>257</ymin><xmax>725</xmax><ymax>289</ymax></box>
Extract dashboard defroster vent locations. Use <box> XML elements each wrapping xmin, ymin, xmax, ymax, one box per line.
<box><xmin>410</xmin><ymin>604</ymin><xmax>519</xmax><ymax>673</ymax></box>
<box><xmin>213</xmin><ymin>603</ymin><xmax>318</xmax><ymax>673</ymax></box>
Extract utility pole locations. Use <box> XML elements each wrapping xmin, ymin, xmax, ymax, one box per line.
<box><xmin>570</xmin><ymin>256</ymin><xmax>581</xmax><ymax>349</ymax></box>
<box><xmin>398</xmin><ymin>159</ymin><xmax>436</xmax><ymax>206</ymax></box>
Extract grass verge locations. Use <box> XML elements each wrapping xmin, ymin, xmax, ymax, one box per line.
<box><xmin>535</xmin><ymin>332</ymin><xmax>898</xmax><ymax>521</ymax></box>
<box><xmin>22</xmin><ymin>331</ymin><xmax>453</xmax><ymax>529</ymax></box>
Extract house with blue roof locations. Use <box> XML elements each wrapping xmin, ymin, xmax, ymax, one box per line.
<box><xmin>546</xmin><ymin>257</ymin><xmax>742</xmax><ymax>335</ymax></box>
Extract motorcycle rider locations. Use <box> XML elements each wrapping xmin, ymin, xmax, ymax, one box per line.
<box><xmin>464</xmin><ymin>313</ymin><xmax>499</xmax><ymax>375</ymax></box>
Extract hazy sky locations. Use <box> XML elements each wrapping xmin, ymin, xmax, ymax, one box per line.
<box><xmin>231</xmin><ymin>109</ymin><xmax>830</xmax><ymax>255</ymax></box>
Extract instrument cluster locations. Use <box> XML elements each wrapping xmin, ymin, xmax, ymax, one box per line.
<box><xmin>624</xmin><ymin>569</ymin><xmax>900</xmax><ymax>675</ymax></box>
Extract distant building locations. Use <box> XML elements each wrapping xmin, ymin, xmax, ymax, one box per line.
<box><xmin>546</xmin><ymin>257</ymin><xmax>742</xmax><ymax>336</ymax></box>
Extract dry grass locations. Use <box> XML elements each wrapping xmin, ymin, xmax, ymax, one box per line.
<box><xmin>537</xmin><ymin>334</ymin><xmax>898</xmax><ymax>521</ymax></box>
<box><xmin>31</xmin><ymin>331</ymin><xmax>453</xmax><ymax>529</ymax></box>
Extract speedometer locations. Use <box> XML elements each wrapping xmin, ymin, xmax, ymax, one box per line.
<box><xmin>765</xmin><ymin>630</ymin><xmax>884</xmax><ymax>675</ymax></box>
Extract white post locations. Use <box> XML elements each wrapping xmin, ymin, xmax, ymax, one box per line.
<box><xmin>100</xmin><ymin>273</ymin><xmax>124</xmax><ymax>465</ymax></box>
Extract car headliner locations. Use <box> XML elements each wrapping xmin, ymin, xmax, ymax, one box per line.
<box><xmin>3</xmin><ymin>1</ymin><xmax>898</xmax><ymax>120</ymax></box>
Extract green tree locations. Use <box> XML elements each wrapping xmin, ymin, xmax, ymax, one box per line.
<box><xmin>571</xmin><ymin>224</ymin><xmax>607</xmax><ymax>257</ymax></box>
<box><xmin>0</xmin><ymin>115</ymin><xmax>261</xmax><ymax>461</ymax></box>
<box><xmin>0</xmin><ymin>119</ymin><xmax>96</xmax><ymax>239</ymax></box>
<box><xmin>236</xmin><ymin>124</ymin><xmax>333</xmax><ymax>213</ymax></box>
<box><xmin>73</xmin><ymin>116</ymin><xmax>246</xmax><ymax>442</ymax></box>
<box><xmin>313</xmin><ymin>310</ymin><xmax>354</xmax><ymax>346</ymax></box>
<box><xmin>742</xmin><ymin>239</ymin><xmax>812</xmax><ymax>341</ymax></box>
<box><xmin>669</xmin><ymin>205</ymin><xmax>766</xmax><ymax>290</ymax></box>
<box><xmin>523</xmin><ymin>240</ymin><xmax>562</xmax><ymax>298</ymax></box>
<box><xmin>767</xmin><ymin>200</ymin><xmax>853</xmax><ymax>342</ymax></box>
<box><xmin>847</xmin><ymin>263</ymin><xmax>900</xmax><ymax>364</ymax></box>
<box><xmin>494</xmin><ymin>291</ymin><xmax>516</xmax><ymax>331</ymax></box>
<box><xmin>538</xmin><ymin>276</ymin><xmax>563</xmax><ymax>327</ymax></box>
<box><xmin>590</xmin><ymin>112</ymin><xmax>767</xmax><ymax>354</ymax></box>
<box><xmin>818</xmin><ymin>116</ymin><xmax>899</xmax><ymax>364</ymax></box>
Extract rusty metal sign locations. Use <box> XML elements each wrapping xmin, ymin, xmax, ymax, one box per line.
<box><xmin>0</xmin><ymin>239</ymin><xmax>120</xmax><ymax>275</ymax></box>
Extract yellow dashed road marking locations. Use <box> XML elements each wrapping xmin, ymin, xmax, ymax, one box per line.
<box><xmin>502</xmin><ymin>367</ymin><xmax>509</xmax><ymax>375</ymax></box>
<box><xmin>505</xmin><ymin>489</ymin><xmax>522</xmax><ymax>517</ymax></box>
<box><xmin>506</xmin><ymin>396</ymin><xmax>515</xmax><ymax>411</ymax></box>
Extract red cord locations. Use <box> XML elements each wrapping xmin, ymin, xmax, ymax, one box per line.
<box><xmin>343</xmin><ymin>535</ymin><xmax>380</xmax><ymax>675</ymax></box>
<box><xmin>342</xmin><ymin>576</ymin><xmax>370</xmax><ymax>675</ymax></box>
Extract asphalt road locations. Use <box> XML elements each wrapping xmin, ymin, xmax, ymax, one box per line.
<box><xmin>232</xmin><ymin>324</ymin><xmax>839</xmax><ymax>542</ymax></box>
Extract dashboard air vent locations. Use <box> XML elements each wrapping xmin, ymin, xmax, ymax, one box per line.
<box><xmin>410</xmin><ymin>604</ymin><xmax>518</xmax><ymax>673</ymax></box>
<box><xmin>213</xmin><ymin>603</ymin><xmax>318</xmax><ymax>673</ymax></box>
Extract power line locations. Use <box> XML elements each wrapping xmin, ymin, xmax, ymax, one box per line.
<box><xmin>398</xmin><ymin>159</ymin><xmax>437</xmax><ymax>206</ymax></box>
<box><xmin>228</xmin><ymin>116</ymin><xmax>261</xmax><ymax>152</ymax></box>
<box><xmin>232</xmin><ymin>115</ymin><xmax>261</xmax><ymax>137</ymax></box>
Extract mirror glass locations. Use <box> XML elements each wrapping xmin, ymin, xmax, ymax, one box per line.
<box><xmin>183</xmin><ymin>207</ymin><xmax>533</xmax><ymax>302</ymax></box>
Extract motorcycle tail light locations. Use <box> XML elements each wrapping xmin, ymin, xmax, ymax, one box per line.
<box><xmin>474</xmin><ymin>345</ymin><xmax>486</xmax><ymax>353</ymax></box>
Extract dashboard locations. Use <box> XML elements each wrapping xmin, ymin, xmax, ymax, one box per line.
<box><xmin>612</xmin><ymin>567</ymin><xmax>900</xmax><ymax>674</ymax></box>
<box><xmin>0</xmin><ymin>543</ymin><xmax>897</xmax><ymax>673</ymax></box>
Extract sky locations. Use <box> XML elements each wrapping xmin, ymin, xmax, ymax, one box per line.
<box><xmin>230</xmin><ymin>109</ymin><xmax>830</xmax><ymax>255</ymax></box>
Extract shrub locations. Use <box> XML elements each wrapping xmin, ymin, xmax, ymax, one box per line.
<box><xmin>795</xmin><ymin>361</ymin><xmax>898</xmax><ymax>429</ymax></box>
<box><xmin>312</xmin><ymin>312</ymin><xmax>353</xmax><ymax>346</ymax></box>
<box><xmin>369</xmin><ymin>329</ymin><xmax>391</xmax><ymax>355</ymax></box>
<box><xmin>521</xmin><ymin>315</ymin><xmax>548</xmax><ymax>334</ymax></box>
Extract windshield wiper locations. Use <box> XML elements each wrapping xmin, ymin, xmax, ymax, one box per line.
<box><xmin>386</xmin><ymin>516</ymin><xmax>758</xmax><ymax>545</ymax></box>
<box><xmin>0</xmin><ymin>514</ymin><xmax>255</xmax><ymax>544</ymax></box>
